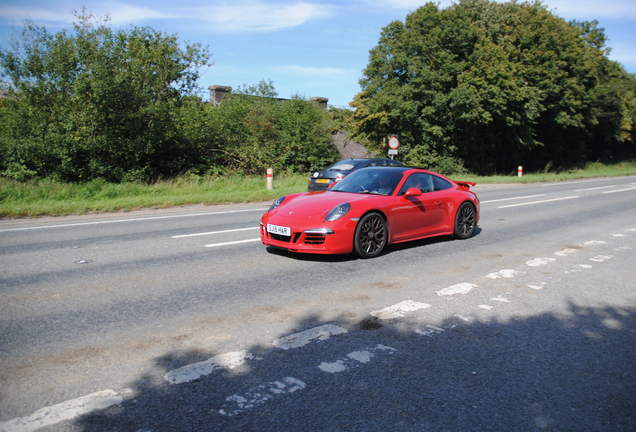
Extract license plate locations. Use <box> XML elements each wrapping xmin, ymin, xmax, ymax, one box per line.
<box><xmin>267</xmin><ymin>224</ymin><xmax>291</xmax><ymax>236</ymax></box>
<box><xmin>316</xmin><ymin>178</ymin><xmax>329</xmax><ymax>184</ymax></box>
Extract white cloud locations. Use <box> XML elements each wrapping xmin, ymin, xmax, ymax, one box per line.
<box><xmin>0</xmin><ymin>4</ymin><xmax>71</xmax><ymax>25</ymax></box>
<box><xmin>196</xmin><ymin>1</ymin><xmax>335</xmax><ymax>33</ymax></box>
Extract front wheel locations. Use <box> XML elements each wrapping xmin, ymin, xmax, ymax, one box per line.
<box><xmin>354</xmin><ymin>212</ymin><xmax>387</xmax><ymax>258</ymax></box>
<box><xmin>454</xmin><ymin>202</ymin><xmax>476</xmax><ymax>239</ymax></box>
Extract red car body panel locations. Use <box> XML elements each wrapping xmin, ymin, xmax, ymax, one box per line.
<box><xmin>261</xmin><ymin>168</ymin><xmax>479</xmax><ymax>255</ymax></box>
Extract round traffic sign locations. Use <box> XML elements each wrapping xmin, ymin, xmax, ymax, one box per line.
<box><xmin>388</xmin><ymin>135</ymin><xmax>400</xmax><ymax>150</ymax></box>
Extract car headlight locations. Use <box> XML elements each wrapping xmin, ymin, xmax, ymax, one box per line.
<box><xmin>269</xmin><ymin>196</ymin><xmax>285</xmax><ymax>212</ymax></box>
<box><xmin>325</xmin><ymin>203</ymin><xmax>350</xmax><ymax>221</ymax></box>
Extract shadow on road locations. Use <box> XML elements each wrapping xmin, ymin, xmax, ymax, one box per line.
<box><xmin>75</xmin><ymin>302</ymin><xmax>636</xmax><ymax>431</ymax></box>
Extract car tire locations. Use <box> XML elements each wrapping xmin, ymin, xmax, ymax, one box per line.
<box><xmin>454</xmin><ymin>202</ymin><xmax>476</xmax><ymax>239</ymax></box>
<box><xmin>354</xmin><ymin>212</ymin><xmax>387</xmax><ymax>258</ymax></box>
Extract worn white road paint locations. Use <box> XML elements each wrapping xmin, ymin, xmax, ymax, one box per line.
<box><xmin>436</xmin><ymin>283</ymin><xmax>478</xmax><ymax>296</ymax></box>
<box><xmin>566</xmin><ymin>264</ymin><xmax>593</xmax><ymax>274</ymax></box>
<box><xmin>318</xmin><ymin>345</ymin><xmax>396</xmax><ymax>373</ymax></box>
<box><xmin>219</xmin><ymin>377</ymin><xmax>306</xmax><ymax>417</ymax></box>
<box><xmin>486</xmin><ymin>269</ymin><xmax>523</xmax><ymax>279</ymax></box>
<box><xmin>273</xmin><ymin>324</ymin><xmax>347</xmax><ymax>350</ymax></box>
<box><xmin>590</xmin><ymin>255</ymin><xmax>613</xmax><ymax>262</ymax></box>
<box><xmin>528</xmin><ymin>282</ymin><xmax>547</xmax><ymax>290</ymax></box>
<box><xmin>371</xmin><ymin>300</ymin><xmax>431</xmax><ymax>319</ymax></box>
<box><xmin>611</xmin><ymin>233</ymin><xmax>625</xmax><ymax>237</ymax></box>
<box><xmin>0</xmin><ymin>390</ymin><xmax>123</xmax><ymax>432</ymax></box>
<box><xmin>526</xmin><ymin>257</ymin><xmax>556</xmax><ymax>267</ymax></box>
<box><xmin>479</xmin><ymin>305</ymin><xmax>493</xmax><ymax>310</ymax></box>
<box><xmin>415</xmin><ymin>324</ymin><xmax>448</xmax><ymax>337</ymax></box>
<box><xmin>490</xmin><ymin>296</ymin><xmax>510</xmax><ymax>303</ymax></box>
<box><xmin>583</xmin><ymin>240</ymin><xmax>606</xmax><ymax>246</ymax></box>
<box><xmin>165</xmin><ymin>351</ymin><xmax>259</xmax><ymax>384</ymax></box>
<box><xmin>615</xmin><ymin>246</ymin><xmax>632</xmax><ymax>251</ymax></box>
<box><xmin>555</xmin><ymin>248</ymin><xmax>578</xmax><ymax>257</ymax></box>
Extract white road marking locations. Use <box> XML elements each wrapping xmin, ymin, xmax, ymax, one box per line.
<box><xmin>371</xmin><ymin>300</ymin><xmax>431</xmax><ymax>319</ymax></box>
<box><xmin>590</xmin><ymin>255</ymin><xmax>613</xmax><ymax>262</ymax></box>
<box><xmin>487</xmin><ymin>269</ymin><xmax>524</xmax><ymax>279</ymax></box>
<box><xmin>497</xmin><ymin>196</ymin><xmax>579</xmax><ymax>208</ymax></box>
<box><xmin>219</xmin><ymin>377</ymin><xmax>306</xmax><ymax>417</ymax></box>
<box><xmin>528</xmin><ymin>282</ymin><xmax>547</xmax><ymax>290</ymax></box>
<box><xmin>172</xmin><ymin>226</ymin><xmax>259</xmax><ymax>238</ymax></box>
<box><xmin>566</xmin><ymin>264</ymin><xmax>593</xmax><ymax>274</ymax></box>
<box><xmin>415</xmin><ymin>324</ymin><xmax>448</xmax><ymax>337</ymax></box>
<box><xmin>0</xmin><ymin>208</ymin><xmax>269</xmax><ymax>232</ymax></box>
<box><xmin>611</xmin><ymin>233</ymin><xmax>625</xmax><ymax>237</ymax></box>
<box><xmin>526</xmin><ymin>257</ymin><xmax>556</xmax><ymax>267</ymax></box>
<box><xmin>273</xmin><ymin>324</ymin><xmax>348</xmax><ymax>350</ymax></box>
<box><xmin>436</xmin><ymin>283</ymin><xmax>479</xmax><ymax>296</ymax></box>
<box><xmin>573</xmin><ymin>185</ymin><xmax>617</xmax><ymax>191</ymax></box>
<box><xmin>204</xmin><ymin>238</ymin><xmax>261</xmax><ymax>248</ymax></box>
<box><xmin>480</xmin><ymin>194</ymin><xmax>545</xmax><ymax>204</ymax></box>
<box><xmin>479</xmin><ymin>305</ymin><xmax>493</xmax><ymax>310</ymax></box>
<box><xmin>490</xmin><ymin>296</ymin><xmax>510</xmax><ymax>302</ymax></box>
<box><xmin>318</xmin><ymin>345</ymin><xmax>396</xmax><ymax>373</ymax></box>
<box><xmin>0</xmin><ymin>389</ymin><xmax>124</xmax><ymax>432</ymax></box>
<box><xmin>555</xmin><ymin>248</ymin><xmax>578</xmax><ymax>256</ymax></box>
<box><xmin>165</xmin><ymin>351</ymin><xmax>260</xmax><ymax>385</ymax></box>
<box><xmin>583</xmin><ymin>240</ymin><xmax>606</xmax><ymax>246</ymax></box>
<box><xmin>603</xmin><ymin>186</ymin><xmax>636</xmax><ymax>194</ymax></box>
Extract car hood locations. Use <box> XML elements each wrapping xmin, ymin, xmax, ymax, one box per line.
<box><xmin>271</xmin><ymin>191</ymin><xmax>369</xmax><ymax>219</ymax></box>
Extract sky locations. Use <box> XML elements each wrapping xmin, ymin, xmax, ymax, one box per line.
<box><xmin>1</xmin><ymin>0</ymin><xmax>635</xmax><ymax>108</ymax></box>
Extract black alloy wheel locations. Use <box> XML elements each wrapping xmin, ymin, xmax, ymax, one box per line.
<box><xmin>354</xmin><ymin>212</ymin><xmax>387</xmax><ymax>258</ymax></box>
<box><xmin>454</xmin><ymin>202</ymin><xmax>476</xmax><ymax>239</ymax></box>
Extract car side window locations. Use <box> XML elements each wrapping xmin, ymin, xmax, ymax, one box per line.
<box><xmin>398</xmin><ymin>173</ymin><xmax>434</xmax><ymax>195</ymax></box>
<box><xmin>387</xmin><ymin>160</ymin><xmax>402</xmax><ymax>166</ymax></box>
<box><xmin>432</xmin><ymin>176</ymin><xmax>452</xmax><ymax>191</ymax></box>
<box><xmin>368</xmin><ymin>160</ymin><xmax>386</xmax><ymax>167</ymax></box>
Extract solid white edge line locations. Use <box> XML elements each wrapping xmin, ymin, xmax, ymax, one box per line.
<box><xmin>498</xmin><ymin>196</ymin><xmax>579</xmax><ymax>208</ymax></box>
<box><xmin>172</xmin><ymin>227</ymin><xmax>259</xmax><ymax>238</ymax></box>
<box><xmin>205</xmin><ymin>238</ymin><xmax>261</xmax><ymax>248</ymax></box>
<box><xmin>480</xmin><ymin>194</ymin><xmax>545</xmax><ymax>204</ymax></box>
<box><xmin>603</xmin><ymin>187</ymin><xmax>636</xmax><ymax>194</ymax></box>
<box><xmin>0</xmin><ymin>208</ymin><xmax>269</xmax><ymax>232</ymax></box>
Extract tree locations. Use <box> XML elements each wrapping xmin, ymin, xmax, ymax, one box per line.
<box><xmin>352</xmin><ymin>0</ymin><xmax>635</xmax><ymax>175</ymax></box>
<box><xmin>0</xmin><ymin>9</ymin><xmax>211</xmax><ymax>182</ymax></box>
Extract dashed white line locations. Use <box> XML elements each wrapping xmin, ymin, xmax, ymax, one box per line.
<box><xmin>480</xmin><ymin>194</ymin><xmax>545</xmax><ymax>204</ymax></box>
<box><xmin>165</xmin><ymin>351</ymin><xmax>261</xmax><ymax>385</ymax></box>
<box><xmin>172</xmin><ymin>226</ymin><xmax>259</xmax><ymax>238</ymax></box>
<box><xmin>273</xmin><ymin>324</ymin><xmax>348</xmax><ymax>350</ymax></box>
<box><xmin>204</xmin><ymin>238</ymin><xmax>261</xmax><ymax>248</ymax></box>
<box><xmin>603</xmin><ymin>186</ymin><xmax>636</xmax><ymax>194</ymax></box>
<box><xmin>497</xmin><ymin>196</ymin><xmax>579</xmax><ymax>208</ymax></box>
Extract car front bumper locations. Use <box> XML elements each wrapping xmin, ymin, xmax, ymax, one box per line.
<box><xmin>260</xmin><ymin>217</ymin><xmax>357</xmax><ymax>255</ymax></box>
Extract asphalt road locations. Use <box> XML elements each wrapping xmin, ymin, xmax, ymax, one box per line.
<box><xmin>1</xmin><ymin>176</ymin><xmax>635</xmax><ymax>431</ymax></box>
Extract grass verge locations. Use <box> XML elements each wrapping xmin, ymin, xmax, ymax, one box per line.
<box><xmin>1</xmin><ymin>161</ymin><xmax>635</xmax><ymax>219</ymax></box>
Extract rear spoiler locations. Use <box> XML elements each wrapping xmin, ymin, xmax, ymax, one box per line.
<box><xmin>453</xmin><ymin>181</ymin><xmax>476</xmax><ymax>190</ymax></box>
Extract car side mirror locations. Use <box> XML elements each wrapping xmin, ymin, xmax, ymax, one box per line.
<box><xmin>403</xmin><ymin>188</ymin><xmax>422</xmax><ymax>198</ymax></box>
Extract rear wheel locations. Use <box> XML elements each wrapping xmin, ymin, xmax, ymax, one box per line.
<box><xmin>454</xmin><ymin>202</ymin><xmax>476</xmax><ymax>239</ymax></box>
<box><xmin>354</xmin><ymin>212</ymin><xmax>387</xmax><ymax>258</ymax></box>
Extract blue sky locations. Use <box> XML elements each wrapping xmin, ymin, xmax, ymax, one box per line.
<box><xmin>1</xmin><ymin>0</ymin><xmax>635</xmax><ymax>107</ymax></box>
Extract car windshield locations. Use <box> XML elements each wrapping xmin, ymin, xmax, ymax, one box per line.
<box><xmin>326</xmin><ymin>160</ymin><xmax>363</xmax><ymax>171</ymax></box>
<box><xmin>330</xmin><ymin>168</ymin><xmax>404</xmax><ymax>195</ymax></box>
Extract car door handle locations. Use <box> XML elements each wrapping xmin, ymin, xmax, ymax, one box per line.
<box><xmin>434</xmin><ymin>200</ymin><xmax>442</xmax><ymax>206</ymax></box>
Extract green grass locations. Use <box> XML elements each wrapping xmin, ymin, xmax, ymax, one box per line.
<box><xmin>2</xmin><ymin>161</ymin><xmax>635</xmax><ymax>219</ymax></box>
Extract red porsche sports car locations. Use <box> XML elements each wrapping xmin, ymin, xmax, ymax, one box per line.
<box><xmin>260</xmin><ymin>166</ymin><xmax>480</xmax><ymax>258</ymax></box>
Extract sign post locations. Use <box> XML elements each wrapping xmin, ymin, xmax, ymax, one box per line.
<box><xmin>387</xmin><ymin>135</ymin><xmax>400</xmax><ymax>160</ymax></box>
